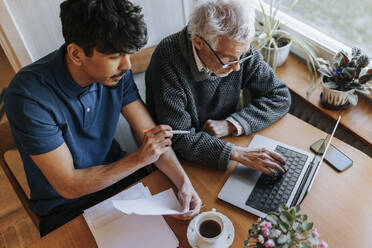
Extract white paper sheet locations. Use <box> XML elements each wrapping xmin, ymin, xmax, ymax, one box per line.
<box><xmin>83</xmin><ymin>183</ymin><xmax>179</xmax><ymax>248</ymax></box>
<box><xmin>112</xmin><ymin>188</ymin><xmax>186</xmax><ymax>216</ymax></box>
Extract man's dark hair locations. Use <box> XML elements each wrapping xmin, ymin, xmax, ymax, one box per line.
<box><xmin>60</xmin><ymin>0</ymin><xmax>147</xmax><ymax>56</ymax></box>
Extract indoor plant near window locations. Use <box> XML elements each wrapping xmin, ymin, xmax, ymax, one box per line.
<box><xmin>317</xmin><ymin>47</ymin><xmax>372</xmax><ymax>109</ymax></box>
<box><xmin>244</xmin><ymin>205</ymin><xmax>328</xmax><ymax>248</ymax></box>
<box><xmin>253</xmin><ymin>0</ymin><xmax>318</xmax><ymax>89</ymax></box>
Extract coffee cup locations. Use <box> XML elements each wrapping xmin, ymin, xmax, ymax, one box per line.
<box><xmin>188</xmin><ymin>208</ymin><xmax>233</xmax><ymax>247</ymax></box>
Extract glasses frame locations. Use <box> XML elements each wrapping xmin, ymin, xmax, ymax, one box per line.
<box><xmin>197</xmin><ymin>35</ymin><xmax>252</xmax><ymax>69</ymax></box>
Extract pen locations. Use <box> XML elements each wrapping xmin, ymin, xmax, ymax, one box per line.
<box><xmin>142</xmin><ymin>129</ymin><xmax>190</xmax><ymax>134</ymax></box>
<box><xmin>171</xmin><ymin>130</ymin><xmax>190</xmax><ymax>134</ymax></box>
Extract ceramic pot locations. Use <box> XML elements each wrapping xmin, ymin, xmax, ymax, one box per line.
<box><xmin>321</xmin><ymin>80</ymin><xmax>354</xmax><ymax>107</ymax></box>
<box><xmin>261</xmin><ymin>30</ymin><xmax>293</xmax><ymax>68</ymax></box>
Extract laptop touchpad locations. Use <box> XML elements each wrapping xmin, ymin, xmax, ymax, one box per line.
<box><xmin>218</xmin><ymin>163</ymin><xmax>261</xmax><ymax>207</ymax></box>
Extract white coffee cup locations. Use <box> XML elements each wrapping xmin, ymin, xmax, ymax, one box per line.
<box><xmin>189</xmin><ymin>209</ymin><xmax>227</xmax><ymax>247</ymax></box>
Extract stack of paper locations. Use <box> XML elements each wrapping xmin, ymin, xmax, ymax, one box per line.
<box><xmin>83</xmin><ymin>183</ymin><xmax>179</xmax><ymax>248</ymax></box>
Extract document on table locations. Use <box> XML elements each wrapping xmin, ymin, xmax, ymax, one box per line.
<box><xmin>83</xmin><ymin>183</ymin><xmax>179</xmax><ymax>248</ymax></box>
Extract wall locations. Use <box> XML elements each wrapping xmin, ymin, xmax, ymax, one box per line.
<box><xmin>0</xmin><ymin>0</ymin><xmax>193</xmax><ymax>66</ymax></box>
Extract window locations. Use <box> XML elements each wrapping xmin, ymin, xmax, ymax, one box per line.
<box><xmin>263</xmin><ymin>0</ymin><xmax>372</xmax><ymax>56</ymax></box>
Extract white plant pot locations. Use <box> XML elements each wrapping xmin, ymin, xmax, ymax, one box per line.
<box><xmin>321</xmin><ymin>82</ymin><xmax>355</xmax><ymax>106</ymax></box>
<box><xmin>262</xmin><ymin>30</ymin><xmax>293</xmax><ymax>68</ymax></box>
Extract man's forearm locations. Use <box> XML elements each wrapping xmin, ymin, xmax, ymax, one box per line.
<box><xmin>58</xmin><ymin>151</ymin><xmax>146</xmax><ymax>199</ymax></box>
<box><xmin>154</xmin><ymin>148</ymin><xmax>190</xmax><ymax>189</ymax></box>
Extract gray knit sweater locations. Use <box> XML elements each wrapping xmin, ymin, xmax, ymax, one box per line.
<box><xmin>145</xmin><ymin>27</ymin><xmax>291</xmax><ymax>170</ymax></box>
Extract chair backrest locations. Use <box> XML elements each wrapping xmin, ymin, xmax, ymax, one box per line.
<box><xmin>0</xmin><ymin>121</ymin><xmax>40</xmax><ymax>228</ymax></box>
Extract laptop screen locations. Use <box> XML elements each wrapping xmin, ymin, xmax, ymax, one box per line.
<box><xmin>307</xmin><ymin>115</ymin><xmax>341</xmax><ymax>192</ymax></box>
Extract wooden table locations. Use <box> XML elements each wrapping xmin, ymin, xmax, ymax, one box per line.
<box><xmin>277</xmin><ymin>55</ymin><xmax>372</xmax><ymax>151</ymax></box>
<box><xmin>29</xmin><ymin>114</ymin><xmax>372</xmax><ymax>248</ymax></box>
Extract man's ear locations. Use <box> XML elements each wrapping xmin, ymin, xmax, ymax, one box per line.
<box><xmin>66</xmin><ymin>43</ymin><xmax>85</xmax><ymax>66</ymax></box>
<box><xmin>192</xmin><ymin>36</ymin><xmax>204</xmax><ymax>50</ymax></box>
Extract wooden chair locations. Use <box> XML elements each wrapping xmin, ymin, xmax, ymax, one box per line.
<box><xmin>0</xmin><ymin>121</ymin><xmax>40</xmax><ymax>228</ymax></box>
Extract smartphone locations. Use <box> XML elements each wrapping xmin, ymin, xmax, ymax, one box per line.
<box><xmin>310</xmin><ymin>139</ymin><xmax>353</xmax><ymax>172</ymax></box>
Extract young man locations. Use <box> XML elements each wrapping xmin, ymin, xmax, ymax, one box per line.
<box><xmin>146</xmin><ymin>0</ymin><xmax>289</xmax><ymax>175</ymax></box>
<box><xmin>5</xmin><ymin>0</ymin><xmax>201</xmax><ymax>236</ymax></box>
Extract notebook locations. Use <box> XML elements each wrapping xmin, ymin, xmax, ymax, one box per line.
<box><xmin>83</xmin><ymin>183</ymin><xmax>179</xmax><ymax>248</ymax></box>
<box><xmin>218</xmin><ymin>116</ymin><xmax>341</xmax><ymax>218</ymax></box>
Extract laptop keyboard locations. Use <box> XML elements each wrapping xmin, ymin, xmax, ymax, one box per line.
<box><xmin>245</xmin><ymin>145</ymin><xmax>308</xmax><ymax>213</ymax></box>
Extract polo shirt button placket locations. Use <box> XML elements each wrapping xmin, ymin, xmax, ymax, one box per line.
<box><xmin>87</xmin><ymin>107</ymin><xmax>91</xmax><ymax>113</ymax></box>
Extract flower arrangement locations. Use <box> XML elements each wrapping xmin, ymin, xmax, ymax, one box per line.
<box><xmin>244</xmin><ymin>205</ymin><xmax>327</xmax><ymax>248</ymax></box>
<box><xmin>317</xmin><ymin>47</ymin><xmax>372</xmax><ymax>105</ymax></box>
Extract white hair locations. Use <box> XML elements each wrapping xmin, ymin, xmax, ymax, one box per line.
<box><xmin>188</xmin><ymin>0</ymin><xmax>256</xmax><ymax>48</ymax></box>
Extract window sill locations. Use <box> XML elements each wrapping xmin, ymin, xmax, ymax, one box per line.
<box><xmin>276</xmin><ymin>54</ymin><xmax>372</xmax><ymax>149</ymax></box>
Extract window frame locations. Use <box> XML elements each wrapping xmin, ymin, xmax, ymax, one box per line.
<box><xmin>254</xmin><ymin>2</ymin><xmax>366</xmax><ymax>63</ymax></box>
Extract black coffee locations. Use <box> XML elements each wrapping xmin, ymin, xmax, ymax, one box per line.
<box><xmin>199</xmin><ymin>219</ymin><xmax>222</xmax><ymax>238</ymax></box>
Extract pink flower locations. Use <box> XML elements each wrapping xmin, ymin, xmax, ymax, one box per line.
<box><xmin>311</xmin><ymin>228</ymin><xmax>319</xmax><ymax>238</ymax></box>
<box><xmin>258</xmin><ymin>235</ymin><xmax>265</xmax><ymax>244</ymax></box>
<box><xmin>275</xmin><ymin>229</ymin><xmax>281</xmax><ymax>238</ymax></box>
<box><xmin>318</xmin><ymin>240</ymin><xmax>328</xmax><ymax>248</ymax></box>
<box><xmin>264</xmin><ymin>239</ymin><xmax>275</xmax><ymax>247</ymax></box>
<box><xmin>262</xmin><ymin>227</ymin><xmax>270</xmax><ymax>237</ymax></box>
<box><xmin>259</xmin><ymin>221</ymin><xmax>272</xmax><ymax>229</ymax></box>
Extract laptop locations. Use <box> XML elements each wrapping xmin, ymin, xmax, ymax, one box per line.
<box><xmin>218</xmin><ymin>116</ymin><xmax>341</xmax><ymax>218</ymax></box>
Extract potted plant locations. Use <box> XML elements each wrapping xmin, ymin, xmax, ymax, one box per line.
<box><xmin>317</xmin><ymin>47</ymin><xmax>372</xmax><ymax>109</ymax></box>
<box><xmin>253</xmin><ymin>0</ymin><xmax>319</xmax><ymax>89</ymax></box>
<box><xmin>244</xmin><ymin>205</ymin><xmax>328</xmax><ymax>248</ymax></box>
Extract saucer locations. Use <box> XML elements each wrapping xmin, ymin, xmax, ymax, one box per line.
<box><xmin>187</xmin><ymin>212</ymin><xmax>234</xmax><ymax>248</ymax></box>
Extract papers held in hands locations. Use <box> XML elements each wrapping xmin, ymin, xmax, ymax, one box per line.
<box><xmin>112</xmin><ymin>188</ymin><xmax>190</xmax><ymax>215</ymax></box>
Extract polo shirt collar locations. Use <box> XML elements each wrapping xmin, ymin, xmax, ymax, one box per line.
<box><xmin>52</xmin><ymin>44</ymin><xmax>97</xmax><ymax>98</ymax></box>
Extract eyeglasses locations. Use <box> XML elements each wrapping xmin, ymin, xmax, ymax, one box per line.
<box><xmin>197</xmin><ymin>35</ymin><xmax>252</xmax><ymax>69</ymax></box>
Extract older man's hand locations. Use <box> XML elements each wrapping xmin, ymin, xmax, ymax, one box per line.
<box><xmin>202</xmin><ymin>119</ymin><xmax>237</xmax><ymax>138</ymax></box>
<box><xmin>231</xmin><ymin>146</ymin><xmax>287</xmax><ymax>176</ymax></box>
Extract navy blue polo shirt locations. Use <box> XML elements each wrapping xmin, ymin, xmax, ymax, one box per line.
<box><xmin>4</xmin><ymin>44</ymin><xmax>140</xmax><ymax>216</ymax></box>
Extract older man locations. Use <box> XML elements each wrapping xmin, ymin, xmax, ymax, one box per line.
<box><xmin>146</xmin><ymin>0</ymin><xmax>290</xmax><ymax>175</ymax></box>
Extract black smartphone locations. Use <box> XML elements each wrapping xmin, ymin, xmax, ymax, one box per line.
<box><xmin>310</xmin><ymin>139</ymin><xmax>353</xmax><ymax>172</ymax></box>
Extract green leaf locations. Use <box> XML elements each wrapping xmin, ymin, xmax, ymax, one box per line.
<box><xmin>299</xmin><ymin>242</ymin><xmax>311</xmax><ymax>248</ymax></box>
<box><xmin>347</xmin><ymin>93</ymin><xmax>358</xmax><ymax>105</ymax></box>
<box><xmin>317</xmin><ymin>57</ymin><xmax>330</xmax><ymax>65</ymax></box>
<box><xmin>295</xmin><ymin>232</ymin><xmax>303</xmax><ymax>240</ymax></box>
<box><xmin>293</xmin><ymin>222</ymin><xmax>302</xmax><ymax>232</ymax></box>
<box><xmin>280</xmin><ymin>213</ymin><xmax>289</xmax><ymax>224</ymax></box>
<box><xmin>359</xmin><ymin>74</ymin><xmax>372</xmax><ymax>83</ymax></box>
<box><xmin>266</xmin><ymin>215</ymin><xmax>278</xmax><ymax>225</ymax></box>
<box><xmin>279</xmin><ymin>205</ymin><xmax>287</xmax><ymax>212</ymax></box>
<box><xmin>295</xmin><ymin>205</ymin><xmax>301</xmax><ymax>213</ymax></box>
<box><xmin>279</xmin><ymin>222</ymin><xmax>289</xmax><ymax>233</ymax></box>
<box><xmin>342</xmin><ymin>67</ymin><xmax>356</xmax><ymax>80</ymax></box>
<box><xmin>352</xmin><ymin>47</ymin><xmax>362</xmax><ymax>57</ymax></box>
<box><xmin>323</xmin><ymin>81</ymin><xmax>338</xmax><ymax>89</ymax></box>
<box><xmin>318</xmin><ymin>68</ymin><xmax>332</xmax><ymax>77</ymax></box>
<box><xmin>355</xmin><ymin>88</ymin><xmax>370</xmax><ymax>94</ymax></box>
<box><xmin>302</xmin><ymin>214</ymin><xmax>308</xmax><ymax>222</ymax></box>
<box><xmin>277</xmin><ymin>234</ymin><xmax>288</xmax><ymax>244</ymax></box>
<box><xmin>307</xmin><ymin>235</ymin><xmax>319</xmax><ymax>245</ymax></box>
<box><xmin>302</xmin><ymin>222</ymin><xmax>314</xmax><ymax>232</ymax></box>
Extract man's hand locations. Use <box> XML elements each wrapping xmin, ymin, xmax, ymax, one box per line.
<box><xmin>172</xmin><ymin>182</ymin><xmax>202</xmax><ymax>220</ymax></box>
<box><xmin>202</xmin><ymin>120</ymin><xmax>237</xmax><ymax>138</ymax></box>
<box><xmin>135</xmin><ymin>125</ymin><xmax>173</xmax><ymax>165</ymax></box>
<box><xmin>231</xmin><ymin>146</ymin><xmax>287</xmax><ymax>176</ymax></box>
